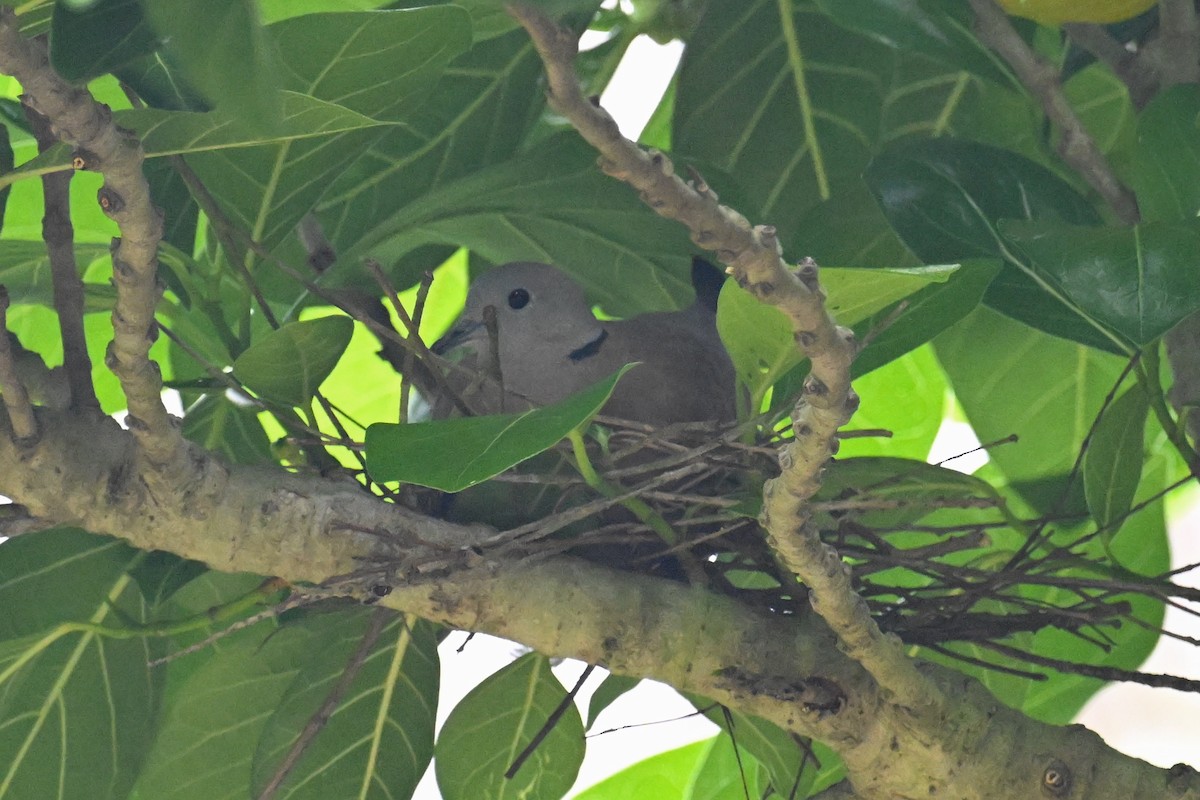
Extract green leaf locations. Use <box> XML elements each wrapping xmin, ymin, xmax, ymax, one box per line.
<box><xmin>314</xmin><ymin>19</ymin><xmax>546</xmax><ymax>279</ymax></box>
<box><xmin>232</xmin><ymin>316</ymin><xmax>354</xmax><ymax>407</ymax></box>
<box><xmin>852</xmin><ymin>259</ymin><xmax>1000</xmax><ymax>377</ymax></box>
<box><xmin>934</xmin><ymin>305</ymin><xmax>1128</xmax><ymax>513</ymax></box>
<box><xmin>688</xmin><ymin>735</ymin><xmax>767</xmax><ymax>800</ymax></box>
<box><xmin>865</xmin><ymin>137</ymin><xmax>1100</xmax><ymax>262</ymax></box>
<box><xmin>0</xmin><ymin>240</ymin><xmax>112</xmax><ymax>308</ymax></box>
<box><xmin>330</xmin><ymin>134</ymin><xmax>697</xmax><ymax>315</ymax></box>
<box><xmin>180</xmin><ymin>393</ymin><xmax>273</xmax><ymax>465</ymax></box>
<box><xmin>585</xmin><ymin>673</ymin><xmax>640</xmax><ymax>729</ymax></box>
<box><xmin>813</xmin><ymin>0</ymin><xmax>1012</xmax><ymax>85</ymax></box>
<box><xmin>365</xmin><ymin>366</ymin><xmax>632</xmax><ymax>491</ymax></box>
<box><xmin>1083</xmin><ymin>386</ymin><xmax>1148</xmax><ymax>537</ymax></box>
<box><xmin>435</xmin><ymin>653</ymin><xmax>584</xmax><ymax>800</ymax></box>
<box><xmin>178</xmin><ymin>7</ymin><xmax>472</xmax><ymax>258</ymax></box>
<box><xmin>142</xmin><ymin>0</ymin><xmax>284</xmax><ymax>133</ymax></box>
<box><xmin>839</xmin><ymin>345</ymin><xmax>946</xmax><ymax>461</ymax></box>
<box><xmin>49</xmin><ymin>0</ymin><xmax>159</xmax><ymax>83</ymax></box>
<box><xmin>0</xmin><ymin>121</ymin><xmax>11</xmax><ymax>233</ymax></box>
<box><xmin>865</xmin><ymin>137</ymin><xmax>1116</xmax><ymax>351</ymax></box>
<box><xmin>1133</xmin><ymin>84</ymin><xmax>1200</xmax><ymax>222</ymax></box>
<box><xmin>0</xmin><ymin>529</ymin><xmax>160</xmax><ymax>800</ymax></box>
<box><xmin>573</xmin><ymin>739</ymin><xmax>710</xmax><ymax>800</ymax></box>
<box><xmin>250</xmin><ymin>612</ymin><xmax>439</xmax><ymax>800</ymax></box>
<box><xmin>1000</xmin><ymin>219</ymin><xmax>1200</xmax><ymax>347</ymax></box>
<box><xmin>717</xmin><ymin>264</ymin><xmax>955</xmax><ymax>409</ymax></box>
<box><xmin>131</xmin><ymin>609</ymin><xmax>351</xmax><ymax>799</ymax></box>
<box><xmin>674</xmin><ymin>0</ymin><xmax>891</xmax><ymax>244</ymax></box>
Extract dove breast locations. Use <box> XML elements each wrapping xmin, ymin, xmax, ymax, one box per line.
<box><xmin>431</xmin><ymin>261</ymin><xmax>736</xmax><ymax>425</ymax></box>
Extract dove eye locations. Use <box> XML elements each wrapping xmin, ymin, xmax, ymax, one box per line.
<box><xmin>507</xmin><ymin>288</ymin><xmax>531</xmax><ymax>310</ymax></box>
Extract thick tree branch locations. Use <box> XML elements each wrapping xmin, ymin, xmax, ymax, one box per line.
<box><xmin>0</xmin><ymin>408</ymin><xmax>1197</xmax><ymax>798</ymax></box>
<box><xmin>969</xmin><ymin>0</ymin><xmax>1141</xmax><ymax>224</ymax></box>
<box><xmin>0</xmin><ymin>8</ymin><xmax>178</xmax><ymax>466</ymax></box>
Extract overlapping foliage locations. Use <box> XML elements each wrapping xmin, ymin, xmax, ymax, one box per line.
<box><xmin>0</xmin><ymin>0</ymin><xmax>1196</xmax><ymax>798</ymax></box>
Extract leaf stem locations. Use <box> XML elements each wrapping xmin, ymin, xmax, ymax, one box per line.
<box><xmin>567</xmin><ymin>427</ymin><xmax>676</xmax><ymax>544</ymax></box>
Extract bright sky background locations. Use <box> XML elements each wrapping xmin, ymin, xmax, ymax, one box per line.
<box><xmin>409</xmin><ymin>23</ymin><xmax>1200</xmax><ymax>799</ymax></box>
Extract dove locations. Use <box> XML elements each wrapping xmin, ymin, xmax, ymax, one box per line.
<box><xmin>430</xmin><ymin>258</ymin><xmax>737</xmax><ymax>425</ymax></box>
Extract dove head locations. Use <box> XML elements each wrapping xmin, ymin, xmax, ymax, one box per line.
<box><xmin>433</xmin><ymin>263</ymin><xmax>606</xmax><ymax>400</ymax></box>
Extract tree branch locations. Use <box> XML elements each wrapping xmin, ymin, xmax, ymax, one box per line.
<box><xmin>22</xmin><ymin>96</ymin><xmax>100</xmax><ymax>414</ymax></box>
<box><xmin>1154</xmin><ymin>0</ymin><xmax>1200</xmax><ymax>86</ymax></box>
<box><xmin>0</xmin><ymin>289</ymin><xmax>37</xmax><ymax>443</ymax></box>
<box><xmin>0</xmin><ymin>8</ymin><xmax>179</xmax><ymax>466</ymax></box>
<box><xmin>969</xmin><ymin>0</ymin><xmax>1141</xmax><ymax>224</ymax></box>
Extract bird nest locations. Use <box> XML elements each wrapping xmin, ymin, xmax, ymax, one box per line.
<box><xmin>396</xmin><ymin>411</ymin><xmax>1153</xmax><ymax>665</ymax></box>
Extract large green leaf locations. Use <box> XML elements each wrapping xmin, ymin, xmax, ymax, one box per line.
<box><xmin>813</xmin><ymin>0</ymin><xmax>1012</xmax><ymax>85</ymax></box>
<box><xmin>180</xmin><ymin>393</ymin><xmax>273</xmax><ymax>465</ymax></box>
<box><xmin>852</xmin><ymin>258</ymin><xmax>1000</xmax><ymax>378</ymax></box>
<box><xmin>49</xmin><ymin>0</ymin><xmax>158</xmax><ymax>83</ymax></box>
<box><xmin>130</xmin><ymin>609</ymin><xmax>351</xmax><ymax>800</ymax></box>
<box><xmin>1083</xmin><ymin>386</ymin><xmax>1148</xmax><ymax>538</ymax></box>
<box><xmin>142</xmin><ymin>0</ymin><xmax>284</xmax><ymax>134</ymax></box>
<box><xmin>573</xmin><ymin>739</ymin><xmax>710</xmax><ymax>800</ymax></box>
<box><xmin>330</xmin><ymin>134</ymin><xmax>698</xmax><ymax>315</ymax></box>
<box><xmin>934</xmin><ymin>305</ymin><xmax>1127</xmax><ymax>513</ymax></box>
<box><xmin>716</xmin><ymin>264</ymin><xmax>956</xmax><ymax>409</ymax></box>
<box><xmin>179</xmin><ymin>7</ymin><xmax>471</xmax><ymax>259</ymax></box>
<box><xmin>249</xmin><ymin>612</ymin><xmax>438</xmax><ymax>800</ymax></box>
<box><xmin>0</xmin><ymin>92</ymin><xmax>389</xmax><ymax>193</ymax></box>
<box><xmin>839</xmin><ymin>344</ymin><xmax>947</xmax><ymax>462</ymax></box>
<box><xmin>232</xmin><ymin>316</ymin><xmax>354</xmax><ymax>407</ymax></box>
<box><xmin>0</xmin><ymin>241</ymin><xmax>111</xmax><ymax>308</ymax></box>
<box><xmin>1133</xmin><ymin>84</ymin><xmax>1200</xmax><ymax>223</ymax></box>
<box><xmin>313</xmin><ymin>15</ymin><xmax>546</xmax><ymax>287</ymax></box>
<box><xmin>435</xmin><ymin>653</ymin><xmax>584</xmax><ymax>800</ymax></box>
<box><xmin>0</xmin><ymin>530</ymin><xmax>160</xmax><ymax>800</ymax></box>
<box><xmin>674</xmin><ymin>0</ymin><xmax>891</xmax><ymax>244</ymax></box>
<box><xmin>865</xmin><ymin>137</ymin><xmax>1117</xmax><ymax>350</ymax></box>
<box><xmin>365</xmin><ymin>366</ymin><xmax>632</xmax><ymax>491</ymax></box>
<box><xmin>1000</xmin><ymin>219</ymin><xmax>1200</xmax><ymax>347</ymax></box>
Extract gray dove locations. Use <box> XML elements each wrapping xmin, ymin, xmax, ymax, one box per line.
<box><xmin>431</xmin><ymin>259</ymin><xmax>737</xmax><ymax>425</ymax></box>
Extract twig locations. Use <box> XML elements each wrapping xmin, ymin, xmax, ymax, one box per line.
<box><xmin>257</xmin><ymin>608</ymin><xmax>392</xmax><ymax>800</ymax></box>
<box><xmin>22</xmin><ymin>96</ymin><xmax>99</xmax><ymax>414</ymax></box>
<box><xmin>0</xmin><ymin>13</ymin><xmax>178</xmax><ymax>464</ymax></box>
<box><xmin>969</xmin><ymin>0</ymin><xmax>1140</xmax><ymax>224</ymax></box>
<box><xmin>0</xmin><ymin>289</ymin><xmax>37</xmax><ymax>442</ymax></box>
<box><xmin>504</xmin><ymin>663</ymin><xmax>596</xmax><ymax>779</ymax></box>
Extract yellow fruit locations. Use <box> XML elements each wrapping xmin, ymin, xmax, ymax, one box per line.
<box><xmin>996</xmin><ymin>0</ymin><xmax>1157</xmax><ymax>25</ymax></box>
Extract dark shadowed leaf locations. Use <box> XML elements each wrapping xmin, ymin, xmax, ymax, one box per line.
<box><xmin>180</xmin><ymin>393</ymin><xmax>273</xmax><ymax>465</ymax></box>
<box><xmin>813</xmin><ymin>0</ymin><xmax>1012</xmax><ymax>84</ymax></box>
<box><xmin>1000</xmin><ymin>219</ymin><xmax>1200</xmax><ymax>347</ymax></box>
<box><xmin>1133</xmin><ymin>84</ymin><xmax>1200</xmax><ymax>222</ymax></box>
<box><xmin>142</xmin><ymin>0</ymin><xmax>283</xmax><ymax>133</ymax></box>
<box><xmin>365</xmin><ymin>366</ymin><xmax>632</xmax><ymax>491</ymax></box>
<box><xmin>49</xmin><ymin>0</ymin><xmax>158</xmax><ymax>83</ymax></box>
<box><xmin>232</xmin><ymin>316</ymin><xmax>354</xmax><ymax>407</ymax></box>
<box><xmin>435</xmin><ymin>653</ymin><xmax>584</xmax><ymax>800</ymax></box>
<box><xmin>865</xmin><ymin>137</ymin><xmax>1115</xmax><ymax>349</ymax></box>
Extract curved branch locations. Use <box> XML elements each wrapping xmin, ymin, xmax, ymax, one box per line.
<box><xmin>505</xmin><ymin>0</ymin><xmax>937</xmax><ymax>715</ymax></box>
<box><xmin>0</xmin><ymin>9</ymin><xmax>178</xmax><ymax>466</ymax></box>
<box><xmin>969</xmin><ymin>0</ymin><xmax>1141</xmax><ymax>224</ymax></box>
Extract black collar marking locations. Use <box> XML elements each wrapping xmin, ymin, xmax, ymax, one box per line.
<box><xmin>568</xmin><ymin>328</ymin><xmax>608</xmax><ymax>362</ymax></box>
